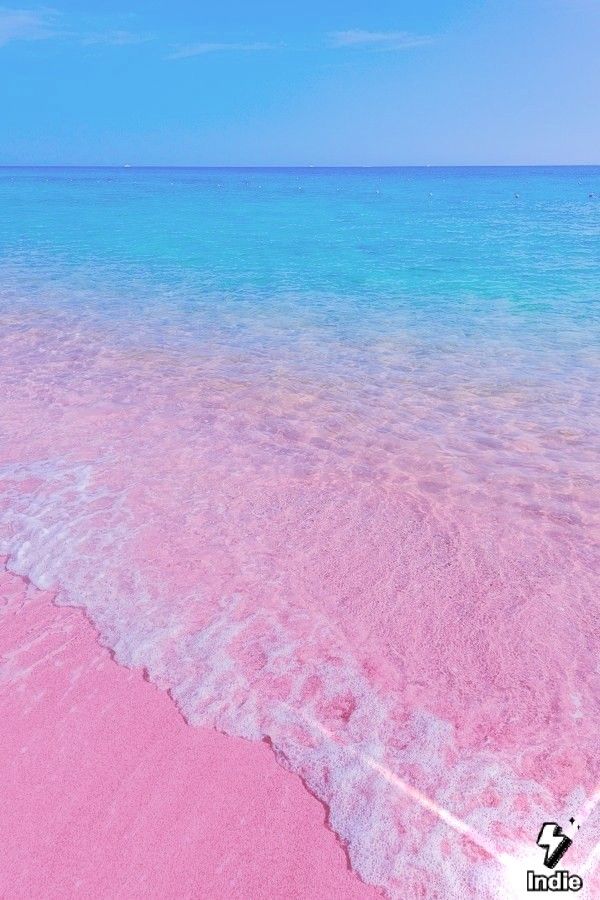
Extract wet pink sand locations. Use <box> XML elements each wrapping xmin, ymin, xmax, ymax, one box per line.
<box><xmin>0</xmin><ymin>562</ymin><xmax>376</xmax><ymax>900</ymax></box>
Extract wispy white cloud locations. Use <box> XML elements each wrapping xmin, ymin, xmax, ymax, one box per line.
<box><xmin>0</xmin><ymin>7</ymin><xmax>153</xmax><ymax>49</ymax></box>
<box><xmin>168</xmin><ymin>41</ymin><xmax>276</xmax><ymax>60</ymax></box>
<box><xmin>329</xmin><ymin>29</ymin><xmax>434</xmax><ymax>50</ymax></box>
<box><xmin>0</xmin><ymin>6</ymin><xmax>58</xmax><ymax>46</ymax></box>
<box><xmin>80</xmin><ymin>29</ymin><xmax>154</xmax><ymax>47</ymax></box>
<box><xmin>0</xmin><ymin>14</ymin><xmax>432</xmax><ymax>57</ymax></box>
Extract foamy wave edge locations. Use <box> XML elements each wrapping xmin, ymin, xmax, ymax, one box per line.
<box><xmin>0</xmin><ymin>458</ymin><xmax>590</xmax><ymax>899</ymax></box>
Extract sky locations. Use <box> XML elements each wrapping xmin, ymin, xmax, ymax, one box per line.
<box><xmin>0</xmin><ymin>0</ymin><xmax>599</xmax><ymax>165</ymax></box>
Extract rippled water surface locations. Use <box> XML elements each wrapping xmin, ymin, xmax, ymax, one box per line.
<box><xmin>1</xmin><ymin>167</ymin><xmax>599</xmax><ymax>897</ymax></box>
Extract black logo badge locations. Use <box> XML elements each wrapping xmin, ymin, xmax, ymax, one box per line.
<box><xmin>527</xmin><ymin>820</ymin><xmax>583</xmax><ymax>892</ymax></box>
<box><xmin>536</xmin><ymin>822</ymin><xmax>573</xmax><ymax>869</ymax></box>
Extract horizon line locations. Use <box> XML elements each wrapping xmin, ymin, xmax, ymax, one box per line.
<box><xmin>1</xmin><ymin>163</ymin><xmax>600</xmax><ymax>170</ymax></box>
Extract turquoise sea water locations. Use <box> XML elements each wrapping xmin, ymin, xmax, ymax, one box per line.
<box><xmin>1</xmin><ymin>167</ymin><xmax>598</xmax><ymax>398</ymax></box>
<box><xmin>2</xmin><ymin>165</ymin><xmax>599</xmax><ymax>306</ymax></box>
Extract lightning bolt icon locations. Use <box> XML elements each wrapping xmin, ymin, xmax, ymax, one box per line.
<box><xmin>537</xmin><ymin>822</ymin><xmax>573</xmax><ymax>869</ymax></box>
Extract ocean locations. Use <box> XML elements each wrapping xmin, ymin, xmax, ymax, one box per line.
<box><xmin>1</xmin><ymin>166</ymin><xmax>599</xmax><ymax>897</ymax></box>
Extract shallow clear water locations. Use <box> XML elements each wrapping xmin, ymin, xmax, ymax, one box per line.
<box><xmin>1</xmin><ymin>167</ymin><xmax>599</xmax><ymax>897</ymax></box>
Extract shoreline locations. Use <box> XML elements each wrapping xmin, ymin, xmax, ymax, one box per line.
<box><xmin>0</xmin><ymin>560</ymin><xmax>376</xmax><ymax>899</ymax></box>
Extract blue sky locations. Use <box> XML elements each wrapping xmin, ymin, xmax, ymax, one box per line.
<box><xmin>1</xmin><ymin>0</ymin><xmax>598</xmax><ymax>165</ymax></box>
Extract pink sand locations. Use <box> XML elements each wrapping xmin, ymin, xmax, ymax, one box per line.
<box><xmin>0</xmin><ymin>562</ymin><xmax>376</xmax><ymax>899</ymax></box>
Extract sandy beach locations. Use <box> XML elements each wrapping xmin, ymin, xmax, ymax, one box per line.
<box><xmin>0</xmin><ymin>560</ymin><xmax>376</xmax><ymax>899</ymax></box>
